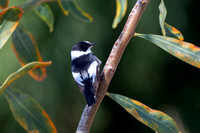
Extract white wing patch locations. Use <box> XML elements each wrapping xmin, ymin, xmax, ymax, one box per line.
<box><xmin>72</xmin><ymin>72</ymin><xmax>84</xmax><ymax>86</ymax></box>
<box><xmin>71</xmin><ymin>49</ymin><xmax>92</xmax><ymax>60</ymax></box>
<box><xmin>88</xmin><ymin>61</ymin><xmax>98</xmax><ymax>83</ymax></box>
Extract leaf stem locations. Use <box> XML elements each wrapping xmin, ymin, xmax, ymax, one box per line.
<box><xmin>76</xmin><ymin>0</ymin><xmax>150</xmax><ymax>132</ymax></box>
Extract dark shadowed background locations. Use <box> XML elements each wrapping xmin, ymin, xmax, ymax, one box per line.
<box><xmin>0</xmin><ymin>0</ymin><xmax>200</xmax><ymax>132</ymax></box>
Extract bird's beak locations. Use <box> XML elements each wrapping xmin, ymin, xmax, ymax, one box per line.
<box><xmin>91</xmin><ymin>43</ymin><xmax>95</xmax><ymax>46</ymax></box>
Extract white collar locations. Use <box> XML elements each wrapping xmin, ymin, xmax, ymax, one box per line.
<box><xmin>71</xmin><ymin>49</ymin><xmax>92</xmax><ymax>60</ymax></box>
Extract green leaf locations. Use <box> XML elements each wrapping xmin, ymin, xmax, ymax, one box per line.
<box><xmin>12</xmin><ymin>26</ymin><xmax>48</xmax><ymax>81</ymax></box>
<box><xmin>135</xmin><ymin>33</ymin><xmax>200</xmax><ymax>68</ymax></box>
<box><xmin>164</xmin><ymin>23</ymin><xmax>184</xmax><ymax>41</ymax></box>
<box><xmin>158</xmin><ymin>0</ymin><xmax>184</xmax><ymax>40</ymax></box>
<box><xmin>112</xmin><ymin>0</ymin><xmax>127</xmax><ymax>29</ymax></box>
<box><xmin>58</xmin><ymin>0</ymin><xmax>92</xmax><ymax>22</ymax></box>
<box><xmin>58</xmin><ymin>0</ymin><xmax>69</xmax><ymax>15</ymax></box>
<box><xmin>107</xmin><ymin>93</ymin><xmax>180</xmax><ymax>133</ymax></box>
<box><xmin>34</xmin><ymin>3</ymin><xmax>54</xmax><ymax>32</ymax></box>
<box><xmin>0</xmin><ymin>6</ymin><xmax>23</xmax><ymax>49</ymax></box>
<box><xmin>68</xmin><ymin>1</ymin><xmax>93</xmax><ymax>22</ymax></box>
<box><xmin>0</xmin><ymin>61</ymin><xmax>52</xmax><ymax>94</ymax></box>
<box><xmin>21</xmin><ymin>0</ymin><xmax>43</xmax><ymax>13</ymax></box>
<box><xmin>0</xmin><ymin>0</ymin><xmax>9</xmax><ymax>9</ymax></box>
<box><xmin>159</xmin><ymin>0</ymin><xmax>167</xmax><ymax>36</ymax></box>
<box><xmin>3</xmin><ymin>87</ymin><xmax>57</xmax><ymax>133</ymax></box>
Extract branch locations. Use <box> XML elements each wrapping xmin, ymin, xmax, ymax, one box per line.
<box><xmin>76</xmin><ymin>0</ymin><xmax>150</xmax><ymax>132</ymax></box>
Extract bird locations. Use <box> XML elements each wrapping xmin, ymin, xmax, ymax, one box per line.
<box><xmin>71</xmin><ymin>41</ymin><xmax>101</xmax><ymax>106</ymax></box>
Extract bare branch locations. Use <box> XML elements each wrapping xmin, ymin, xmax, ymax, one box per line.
<box><xmin>76</xmin><ymin>0</ymin><xmax>150</xmax><ymax>132</ymax></box>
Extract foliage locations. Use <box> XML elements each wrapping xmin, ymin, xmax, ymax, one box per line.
<box><xmin>34</xmin><ymin>3</ymin><xmax>54</xmax><ymax>32</ymax></box>
<box><xmin>0</xmin><ymin>6</ymin><xmax>22</xmax><ymax>49</ymax></box>
<box><xmin>3</xmin><ymin>87</ymin><xmax>57</xmax><ymax>132</ymax></box>
<box><xmin>107</xmin><ymin>93</ymin><xmax>180</xmax><ymax>133</ymax></box>
<box><xmin>58</xmin><ymin>0</ymin><xmax>93</xmax><ymax>22</ymax></box>
<box><xmin>0</xmin><ymin>0</ymin><xmax>9</xmax><ymax>9</ymax></box>
<box><xmin>112</xmin><ymin>0</ymin><xmax>127</xmax><ymax>28</ymax></box>
<box><xmin>0</xmin><ymin>0</ymin><xmax>199</xmax><ymax>132</ymax></box>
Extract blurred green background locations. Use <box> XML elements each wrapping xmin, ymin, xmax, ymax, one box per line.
<box><xmin>0</xmin><ymin>0</ymin><xmax>200</xmax><ymax>132</ymax></box>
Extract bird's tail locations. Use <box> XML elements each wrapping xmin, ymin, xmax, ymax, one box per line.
<box><xmin>84</xmin><ymin>78</ymin><xmax>95</xmax><ymax>106</ymax></box>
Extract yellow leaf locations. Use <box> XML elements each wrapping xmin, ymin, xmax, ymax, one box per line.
<box><xmin>112</xmin><ymin>0</ymin><xmax>127</xmax><ymax>28</ymax></box>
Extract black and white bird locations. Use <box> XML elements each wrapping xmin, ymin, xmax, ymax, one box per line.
<box><xmin>71</xmin><ymin>41</ymin><xmax>101</xmax><ymax>106</ymax></box>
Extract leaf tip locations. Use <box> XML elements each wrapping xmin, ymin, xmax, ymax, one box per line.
<box><xmin>29</xmin><ymin>61</ymin><xmax>52</xmax><ymax>81</ymax></box>
<box><xmin>58</xmin><ymin>0</ymin><xmax>69</xmax><ymax>16</ymax></box>
<box><xmin>112</xmin><ymin>0</ymin><xmax>127</xmax><ymax>29</ymax></box>
<box><xmin>43</xmin><ymin>61</ymin><xmax>52</xmax><ymax>66</ymax></box>
<box><xmin>112</xmin><ymin>23</ymin><xmax>117</xmax><ymax>29</ymax></box>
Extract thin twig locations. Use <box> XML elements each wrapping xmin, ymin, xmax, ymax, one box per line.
<box><xmin>76</xmin><ymin>0</ymin><xmax>150</xmax><ymax>132</ymax></box>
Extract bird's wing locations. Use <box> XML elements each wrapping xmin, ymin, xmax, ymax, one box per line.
<box><xmin>93</xmin><ymin>57</ymin><xmax>101</xmax><ymax>96</ymax></box>
<box><xmin>72</xmin><ymin>72</ymin><xmax>84</xmax><ymax>86</ymax></box>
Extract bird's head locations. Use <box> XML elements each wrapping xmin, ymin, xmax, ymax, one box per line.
<box><xmin>72</xmin><ymin>41</ymin><xmax>95</xmax><ymax>52</ymax></box>
<box><xmin>71</xmin><ymin>41</ymin><xmax>95</xmax><ymax>60</ymax></box>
